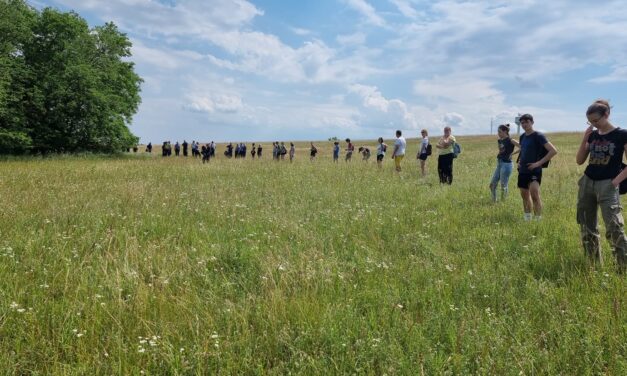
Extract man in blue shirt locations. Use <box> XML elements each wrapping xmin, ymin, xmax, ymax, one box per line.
<box><xmin>517</xmin><ymin>114</ymin><xmax>558</xmax><ymax>221</ymax></box>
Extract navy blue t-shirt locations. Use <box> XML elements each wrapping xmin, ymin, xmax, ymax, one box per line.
<box><xmin>518</xmin><ymin>131</ymin><xmax>548</xmax><ymax>174</ymax></box>
<box><xmin>584</xmin><ymin>128</ymin><xmax>627</xmax><ymax>181</ymax></box>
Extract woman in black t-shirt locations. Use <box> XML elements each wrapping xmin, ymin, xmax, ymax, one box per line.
<box><xmin>575</xmin><ymin>99</ymin><xmax>627</xmax><ymax>273</ymax></box>
<box><xmin>489</xmin><ymin>124</ymin><xmax>519</xmax><ymax>202</ymax></box>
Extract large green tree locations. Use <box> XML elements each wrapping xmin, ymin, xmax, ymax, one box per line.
<box><xmin>0</xmin><ymin>0</ymin><xmax>142</xmax><ymax>154</ymax></box>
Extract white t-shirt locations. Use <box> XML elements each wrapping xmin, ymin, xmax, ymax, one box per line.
<box><xmin>394</xmin><ymin>136</ymin><xmax>406</xmax><ymax>156</ymax></box>
<box><xmin>421</xmin><ymin>137</ymin><xmax>429</xmax><ymax>154</ymax></box>
<box><xmin>377</xmin><ymin>143</ymin><xmax>386</xmax><ymax>156</ymax></box>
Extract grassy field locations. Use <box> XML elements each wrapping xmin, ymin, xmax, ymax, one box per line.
<box><xmin>1</xmin><ymin>133</ymin><xmax>625</xmax><ymax>374</ymax></box>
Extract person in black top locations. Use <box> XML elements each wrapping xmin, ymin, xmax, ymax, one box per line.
<box><xmin>517</xmin><ymin>114</ymin><xmax>558</xmax><ymax>221</ymax></box>
<box><xmin>575</xmin><ymin>99</ymin><xmax>627</xmax><ymax>273</ymax></box>
<box><xmin>489</xmin><ymin>124</ymin><xmax>519</xmax><ymax>202</ymax></box>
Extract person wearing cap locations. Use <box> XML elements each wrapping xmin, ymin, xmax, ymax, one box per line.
<box><xmin>517</xmin><ymin>113</ymin><xmax>558</xmax><ymax>221</ymax></box>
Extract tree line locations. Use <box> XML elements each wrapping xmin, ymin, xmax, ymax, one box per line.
<box><xmin>0</xmin><ymin>0</ymin><xmax>142</xmax><ymax>154</ymax></box>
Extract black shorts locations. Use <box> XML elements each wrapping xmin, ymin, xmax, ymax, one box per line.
<box><xmin>418</xmin><ymin>153</ymin><xmax>428</xmax><ymax>161</ymax></box>
<box><xmin>517</xmin><ymin>171</ymin><xmax>542</xmax><ymax>189</ymax></box>
<box><xmin>377</xmin><ymin>154</ymin><xmax>384</xmax><ymax>161</ymax></box>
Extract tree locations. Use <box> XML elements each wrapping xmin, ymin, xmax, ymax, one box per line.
<box><xmin>0</xmin><ymin>0</ymin><xmax>142</xmax><ymax>154</ymax></box>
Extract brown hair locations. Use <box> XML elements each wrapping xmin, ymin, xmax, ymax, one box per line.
<box><xmin>586</xmin><ymin>99</ymin><xmax>611</xmax><ymax>118</ymax></box>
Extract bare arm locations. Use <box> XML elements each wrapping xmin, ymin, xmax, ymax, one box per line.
<box><xmin>527</xmin><ymin>142</ymin><xmax>558</xmax><ymax>170</ymax></box>
<box><xmin>576</xmin><ymin>126</ymin><xmax>593</xmax><ymax>165</ymax></box>
<box><xmin>511</xmin><ymin>139</ymin><xmax>520</xmax><ymax>156</ymax></box>
<box><xmin>611</xmin><ymin>145</ymin><xmax>627</xmax><ymax>188</ymax></box>
<box><xmin>436</xmin><ymin>138</ymin><xmax>450</xmax><ymax>149</ymax></box>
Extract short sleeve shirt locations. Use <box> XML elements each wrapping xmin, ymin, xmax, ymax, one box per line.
<box><xmin>519</xmin><ymin>132</ymin><xmax>548</xmax><ymax>174</ymax></box>
<box><xmin>584</xmin><ymin>128</ymin><xmax>627</xmax><ymax>180</ymax></box>
<box><xmin>497</xmin><ymin>137</ymin><xmax>515</xmax><ymax>162</ymax></box>
<box><xmin>420</xmin><ymin>137</ymin><xmax>429</xmax><ymax>154</ymax></box>
<box><xmin>395</xmin><ymin>137</ymin><xmax>406</xmax><ymax>156</ymax></box>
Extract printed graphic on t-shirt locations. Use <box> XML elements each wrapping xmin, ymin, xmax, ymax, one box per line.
<box><xmin>589</xmin><ymin>139</ymin><xmax>617</xmax><ymax>165</ymax></box>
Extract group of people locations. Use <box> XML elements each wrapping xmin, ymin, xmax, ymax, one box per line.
<box><xmin>137</xmin><ymin>99</ymin><xmax>625</xmax><ymax>272</ymax></box>
<box><xmin>481</xmin><ymin>100</ymin><xmax>626</xmax><ymax>273</ymax></box>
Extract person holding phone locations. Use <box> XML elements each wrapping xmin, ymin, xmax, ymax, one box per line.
<box><xmin>576</xmin><ymin>99</ymin><xmax>627</xmax><ymax>272</ymax></box>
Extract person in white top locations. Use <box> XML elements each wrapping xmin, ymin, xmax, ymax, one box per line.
<box><xmin>391</xmin><ymin>130</ymin><xmax>406</xmax><ymax>172</ymax></box>
<box><xmin>417</xmin><ymin>129</ymin><xmax>430</xmax><ymax>177</ymax></box>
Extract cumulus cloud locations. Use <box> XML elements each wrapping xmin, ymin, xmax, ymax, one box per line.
<box><xmin>348</xmin><ymin>84</ymin><xmax>417</xmax><ymax>129</ymax></box>
<box><xmin>40</xmin><ymin>0</ymin><xmax>627</xmax><ymax>140</ymax></box>
<box><xmin>443</xmin><ymin>112</ymin><xmax>465</xmax><ymax>127</ymax></box>
<box><xmin>186</xmin><ymin>94</ymin><xmax>244</xmax><ymax>114</ymax></box>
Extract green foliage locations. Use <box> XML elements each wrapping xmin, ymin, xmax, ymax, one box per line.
<box><xmin>0</xmin><ymin>134</ymin><xmax>625</xmax><ymax>374</ymax></box>
<box><xmin>0</xmin><ymin>0</ymin><xmax>141</xmax><ymax>154</ymax></box>
<box><xmin>0</xmin><ymin>129</ymin><xmax>31</xmax><ymax>153</ymax></box>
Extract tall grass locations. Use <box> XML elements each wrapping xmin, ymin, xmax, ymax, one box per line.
<box><xmin>0</xmin><ymin>133</ymin><xmax>625</xmax><ymax>374</ymax></box>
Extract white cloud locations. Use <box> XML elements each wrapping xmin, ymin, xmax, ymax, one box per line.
<box><xmin>388</xmin><ymin>0</ymin><xmax>418</xmax><ymax>19</ymax></box>
<box><xmin>40</xmin><ymin>0</ymin><xmax>627</xmax><ymax>141</ymax></box>
<box><xmin>443</xmin><ymin>112</ymin><xmax>464</xmax><ymax>127</ymax></box>
<box><xmin>589</xmin><ymin>66</ymin><xmax>627</xmax><ymax>84</ymax></box>
<box><xmin>348</xmin><ymin>84</ymin><xmax>417</xmax><ymax>129</ymax></box>
<box><xmin>414</xmin><ymin>75</ymin><xmax>504</xmax><ymax>105</ymax></box>
<box><xmin>185</xmin><ymin>94</ymin><xmax>244</xmax><ymax>114</ymax></box>
<box><xmin>290</xmin><ymin>27</ymin><xmax>312</xmax><ymax>36</ymax></box>
<box><xmin>336</xmin><ymin>32</ymin><xmax>367</xmax><ymax>46</ymax></box>
<box><xmin>343</xmin><ymin>0</ymin><xmax>386</xmax><ymax>27</ymax></box>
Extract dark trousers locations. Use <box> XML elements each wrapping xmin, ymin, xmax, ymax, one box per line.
<box><xmin>438</xmin><ymin>153</ymin><xmax>454</xmax><ymax>184</ymax></box>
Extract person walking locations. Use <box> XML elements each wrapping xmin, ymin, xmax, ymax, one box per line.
<box><xmin>576</xmin><ymin>99</ymin><xmax>627</xmax><ymax>272</ymax></box>
<box><xmin>174</xmin><ymin>142</ymin><xmax>180</xmax><ymax>156</ymax></box>
<box><xmin>391</xmin><ymin>130</ymin><xmax>406</xmax><ymax>172</ymax></box>
<box><xmin>489</xmin><ymin>124</ymin><xmax>519</xmax><ymax>201</ymax></box>
<box><xmin>517</xmin><ymin>113</ymin><xmax>558</xmax><ymax>221</ymax></box>
<box><xmin>182</xmin><ymin>140</ymin><xmax>188</xmax><ymax>156</ymax></box>
<box><xmin>436</xmin><ymin>127</ymin><xmax>456</xmax><ymax>184</ymax></box>
<box><xmin>333</xmin><ymin>141</ymin><xmax>340</xmax><ymax>163</ymax></box>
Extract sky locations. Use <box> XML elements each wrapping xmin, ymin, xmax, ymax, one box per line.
<box><xmin>33</xmin><ymin>0</ymin><xmax>627</xmax><ymax>143</ymax></box>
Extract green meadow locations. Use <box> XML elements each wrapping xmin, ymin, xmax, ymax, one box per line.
<box><xmin>1</xmin><ymin>133</ymin><xmax>625</xmax><ymax>374</ymax></box>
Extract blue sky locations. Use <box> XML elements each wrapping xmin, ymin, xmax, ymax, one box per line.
<box><xmin>34</xmin><ymin>0</ymin><xmax>627</xmax><ymax>143</ymax></box>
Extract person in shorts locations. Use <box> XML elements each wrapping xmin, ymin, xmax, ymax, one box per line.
<box><xmin>517</xmin><ymin>113</ymin><xmax>558</xmax><ymax>221</ymax></box>
<box><xmin>376</xmin><ymin>137</ymin><xmax>387</xmax><ymax>168</ymax></box>
<box><xmin>391</xmin><ymin>130</ymin><xmax>406</xmax><ymax>172</ymax></box>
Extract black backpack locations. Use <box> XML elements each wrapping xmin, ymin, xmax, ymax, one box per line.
<box><xmin>426</xmin><ymin>144</ymin><xmax>432</xmax><ymax>156</ymax></box>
